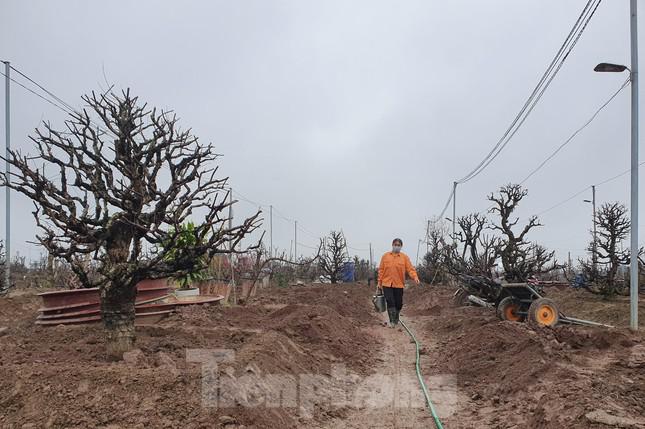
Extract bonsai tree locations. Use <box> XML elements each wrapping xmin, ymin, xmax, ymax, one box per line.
<box><xmin>1</xmin><ymin>89</ymin><xmax>261</xmax><ymax>358</ymax></box>
<box><xmin>488</xmin><ymin>184</ymin><xmax>559</xmax><ymax>281</ymax></box>
<box><xmin>592</xmin><ymin>202</ymin><xmax>631</xmax><ymax>296</ymax></box>
<box><xmin>319</xmin><ymin>230</ymin><xmax>349</xmax><ymax>284</ymax></box>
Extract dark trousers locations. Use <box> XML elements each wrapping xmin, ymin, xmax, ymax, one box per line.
<box><xmin>383</xmin><ymin>286</ymin><xmax>404</xmax><ymax>311</ymax></box>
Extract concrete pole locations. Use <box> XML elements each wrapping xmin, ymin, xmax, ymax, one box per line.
<box><xmin>591</xmin><ymin>185</ymin><xmax>597</xmax><ymax>275</ymax></box>
<box><xmin>369</xmin><ymin>243</ymin><xmax>373</xmax><ymax>269</ymax></box>
<box><xmin>228</xmin><ymin>190</ymin><xmax>235</xmax><ymax>302</ymax></box>
<box><xmin>4</xmin><ymin>61</ymin><xmax>9</xmax><ymax>291</ymax></box>
<box><xmin>416</xmin><ymin>239</ymin><xmax>422</xmax><ymax>266</ymax></box>
<box><xmin>294</xmin><ymin>220</ymin><xmax>297</xmax><ymax>262</ymax></box>
<box><xmin>452</xmin><ymin>182</ymin><xmax>457</xmax><ymax>243</ymax></box>
<box><xmin>629</xmin><ymin>0</ymin><xmax>639</xmax><ymax>331</ymax></box>
<box><xmin>269</xmin><ymin>205</ymin><xmax>273</xmax><ymax>259</ymax></box>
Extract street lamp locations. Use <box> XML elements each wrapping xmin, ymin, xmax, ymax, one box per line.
<box><xmin>594</xmin><ymin>0</ymin><xmax>638</xmax><ymax>332</ymax></box>
<box><xmin>594</xmin><ymin>62</ymin><xmax>629</xmax><ymax>73</ymax></box>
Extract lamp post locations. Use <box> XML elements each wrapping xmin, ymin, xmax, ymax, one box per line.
<box><xmin>583</xmin><ymin>185</ymin><xmax>597</xmax><ymax>276</ymax></box>
<box><xmin>593</xmin><ymin>1</ymin><xmax>638</xmax><ymax>331</ymax></box>
<box><xmin>3</xmin><ymin>60</ymin><xmax>10</xmax><ymax>292</ymax></box>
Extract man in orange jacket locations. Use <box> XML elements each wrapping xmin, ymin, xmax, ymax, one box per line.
<box><xmin>378</xmin><ymin>238</ymin><xmax>420</xmax><ymax>327</ymax></box>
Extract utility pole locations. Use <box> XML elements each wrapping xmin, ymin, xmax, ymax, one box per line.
<box><xmin>269</xmin><ymin>205</ymin><xmax>273</xmax><ymax>259</ymax></box>
<box><xmin>452</xmin><ymin>182</ymin><xmax>457</xmax><ymax>243</ymax></box>
<box><xmin>416</xmin><ymin>239</ymin><xmax>422</xmax><ymax>266</ymax></box>
<box><xmin>591</xmin><ymin>185</ymin><xmax>597</xmax><ymax>275</ymax></box>
<box><xmin>294</xmin><ymin>220</ymin><xmax>297</xmax><ymax>262</ymax></box>
<box><xmin>228</xmin><ymin>189</ymin><xmax>233</xmax><ymax>251</ymax></box>
<box><xmin>629</xmin><ymin>0</ymin><xmax>639</xmax><ymax>331</ymax></box>
<box><xmin>228</xmin><ymin>189</ymin><xmax>235</xmax><ymax>302</ymax></box>
<box><xmin>3</xmin><ymin>61</ymin><xmax>10</xmax><ymax>291</ymax></box>
<box><xmin>369</xmin><ymin>243</ymin><xmax>373</xmax><ymax>269</ymax></box>
<box><xmin>426</xmin><ymin>219</ymin><xmax>430</xmax><ymax>254</ymax></box>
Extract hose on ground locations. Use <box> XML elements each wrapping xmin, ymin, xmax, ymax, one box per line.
<box><xmin>399</xmin><ymin>319</ymin><xmax>445</xmax><ymax>429</ymax></box>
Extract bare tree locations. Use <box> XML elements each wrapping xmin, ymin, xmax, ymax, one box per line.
<box><xmin>488</xmin><ymin>184</ymin><xmax>558</xmax><ymax>281</ymax></box>
<box><xmin>0</xmin><ymin>89</ymin><xmax>261</xmax><ymax>358</ymax></box>
<box><xmin>319</xmin><ymin>230</ymin><xmax>349</xmax><ymax>284</ymax></box>
<box><xmin>418</xmin><ymin>220</ymin><xmax>451</xmax><ymax>284</ymax></box>
<box><xmin>353</xmin><ymin>256</ymin><xmax>371</xmax><ymax>281</ymax></box>
<box><xmin>592</xmin><ymin>202</ymin><xmax>631</xmax><ymax>296</ymax></box>
<box><xmin>242</xmin><ymin>244</ymin><xmax>323</xmax><ymax>302</ymax></box>
<box><xmin>453</xmin><ymin>213</ymin><xmax>502</xmax><ymax>275</ymax></box>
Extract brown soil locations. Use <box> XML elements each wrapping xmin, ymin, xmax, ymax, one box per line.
<box><xmin>404</xmin><ymin>285</ymin><xmax>645</xmax><ymax>428</ymax></box>
<box><xmin>0</xmin><ymin>284</ymin><xmax>377</xmax><ymax>429</ymax></box>
<box><xmin>1</xmin><ymin>283</ymin><xmax>644</xmax><ymax>428</ymax></box>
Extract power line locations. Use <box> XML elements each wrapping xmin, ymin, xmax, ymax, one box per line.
<box><xmin>457</xmin><ymin>0</ymin><xmax>602</xmax><ymax>184</ymax></box>
<box><xmin>520</xmin><ymin>77</ymin><xmax>630</xmax><ymax>184</ymax></box>
<box><xmin>595</xmin><ymin>163</ymin><xmax>645</xmax><ymax>187</ymax></box>
<box><xmin>535</xmin><ymin>185</ymin><xmax>591</xmax><ymax>217</ymax></box>
<box><xmin>9</xmin><ymin>64</ymin><xmax>78</xmax><ymax>114</ymax></box>
<box><xmin>229</xmin><ymin>188</ymin><xmax>267</xmax><ymax>208</ymax></box>
<box><xmin>437</xmin><ymin>185</ymin><xmax>456</xmax><ymax>219</ymax></box>
<box><xmin>457</xmin><ymin>0</ymin><xmax>602</xmax><ymax>185</ymax></box>
<box><xmin>1</xmin><ymin>66</ymin><xmax>118</xmax><ymax>140</ymax></box>
<box><xmin>432</xmin><ymin>0</ymin><xmax>603</xmax><ymax>227</ymax></box>
<box><xmin>347</xmin><ymin>245</ymin><xmax>369</xmax><ymax>252</ymax></box>
<box><xmin>4</xmin><ymin>62</ymin><xmax>364</xmax><ymax>257</ymax></box>
<box><xmin>535</xmin><ymin>161</ymin><xmax>645</xmax><ymax>216</ymax></box>
<box><xmin>297</xmin><ymin>224</ymin><xmax>320</xmax><ymax>239</ymax></box>
<box><xmin>296</xmin><ymin>241</ymin><xmax>319</xmax><ymax>250</ymax></box>
<box><xmin>271</xmin><ymin>206</ymin><xmax>293</xmax><ymax>223</ymax></box>
<box><xmin>429</xmin><ymin>0</ymin><xmax>603</xmax><ymax>242</ymax></box>
<box><xmin>0</xmin><ymin>70</ymin><xmax>72</xmax><ymax>114</ymax></box>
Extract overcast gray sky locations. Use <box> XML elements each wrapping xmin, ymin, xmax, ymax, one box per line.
<box><xmin>0</xmin><ymin>0</ymin><xmax>642</xmax><ymax>265</ymax></box>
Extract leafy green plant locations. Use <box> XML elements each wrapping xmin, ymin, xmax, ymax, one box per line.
<box><xmin>163</xmin><ymin>222</ymin><xmax>209</xmax><ymax>289</ymax></box>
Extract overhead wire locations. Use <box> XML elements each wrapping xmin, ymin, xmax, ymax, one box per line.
<box><xmin>520</xmin><ymin>77</ymin><xmax>630</xmax><ymax>185</ymax></box>
<box><xmin>429</xmin><ymin>0</ymin><xmax>603</xmax><ymax>236</ymax></box>
<box><xmin>426</xmin><ymin>0</ymin><xmax>604</xmax><ymax>245</ymax></box>
<box><xmin>1</xmin><ymin>66</ymin><xmax>118</xmax><ymax>140</ymax></box>
<box><xmin>457</xmin><ymin>0</ymin><xmax>602</xmax><ymax>184</ymax></box>
<box><xmin>3</xmin><ymin>61</ymin><xmax>369</xmax><ymax>257</ymax></box>
<box><xmin>535</xmin><ymin>161</ymin><xmax>645</xmax><ymax>217</ymax></box>
<box><xmin>457</xmin><ymin>0</ymin><xmax>602</xmax><ymax>185</ymax></box>
<box><xmin>0</xmin><ymin>70</ymin><xmax>73</xmax><ymax>114</ymax></box>
<box><xmin>10</xmin><ymin>64</ymin><xmax>78</xmax><ymax>114</ymax></box>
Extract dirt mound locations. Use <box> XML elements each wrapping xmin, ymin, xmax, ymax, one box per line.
<box><xmin>546</xmin><ymin>287</ymin><xmax>645</xmax><ymax>328</ymax></box>
<box><xmin>553</xmin><ymin>326</ymin><xmax>637</xmax><ymax>350</ymax></box>
<box><xmin>253</xmin><ymin>283</ymin><xmax>376</xmax><ymax>323</ymax></box>
<box><xmin>404</xmin><ymin>284</ymin><xmax>447</xmax><ymax>316</ymax></box>
<box><xmin>266</xmin><ymin>303</ymin><xmax>373</xmax><ymax>372</ymax></box>
<box><xmin>4</xmin><ymin>282</ymin><xmax>643</xmax><ymax>428</ymax></box>
<box><xmin>407</xmin><ymin>283</ymin><xmax>645</xmax><ymax>428</ymax></box>
<box><xmin>0</xmin><ymin>283</ymin><xmax>380</xmax><ymax>428</ymax></box>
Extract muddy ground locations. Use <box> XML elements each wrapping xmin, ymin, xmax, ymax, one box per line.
<box><xmin>0</xmin><ymin>283</ymin><xmax>644</xmax><ymax>428</ymax></box>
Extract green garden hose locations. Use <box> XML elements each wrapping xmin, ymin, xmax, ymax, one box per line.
<box><xmin>399</xmin><ymin>319</ymin><xmax>445</xmax><ymax>429</ymax></box>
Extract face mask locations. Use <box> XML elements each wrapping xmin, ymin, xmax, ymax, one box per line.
<box><xmin>392</xmin><ymin>245</ymin><xmax>402</xmax><ymax>253</ymax></box>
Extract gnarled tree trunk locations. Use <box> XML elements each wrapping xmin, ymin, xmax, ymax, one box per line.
<box><xmin>101</xmin><ymin>282</ymin><xmax>137</xmax><ymax>359</ymax></box>
<box><xmin>102</xmin><ymin>217</ymin><xmax>136</xmax><ymax>359</ymax></box>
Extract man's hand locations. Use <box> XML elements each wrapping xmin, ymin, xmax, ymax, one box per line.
<box><xmin>414</xmin><ymin>278</ymin><xmax>421</xmax><ymax>286</ymax></box>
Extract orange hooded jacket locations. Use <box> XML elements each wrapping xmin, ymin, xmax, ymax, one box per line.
<box><xmin>378</xmin><ymin>251</ymin><xmax>419</xmax><ymax>288</ymax></box>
